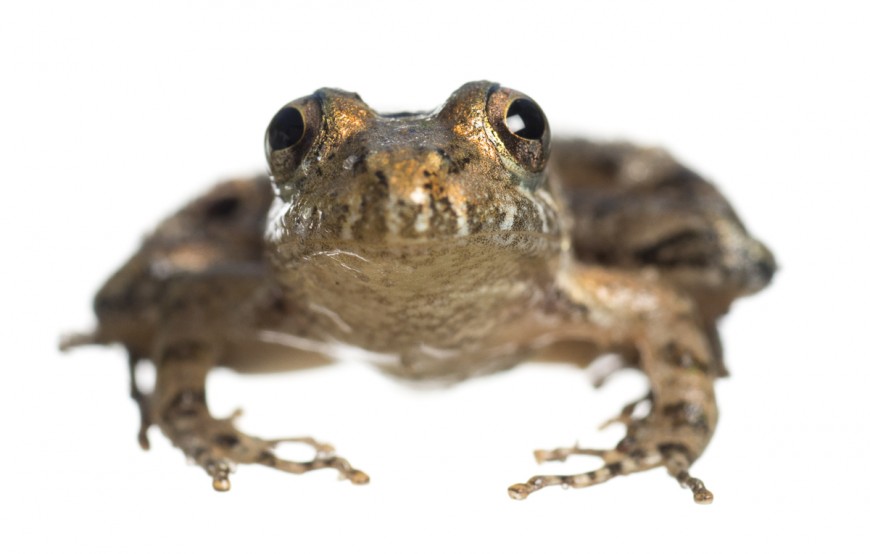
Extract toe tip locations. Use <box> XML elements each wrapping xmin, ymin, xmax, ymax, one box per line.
<box><xmin>508</xmin><ymin>484</ymin><xmax>531</xmax><ymax>500</ymax></box>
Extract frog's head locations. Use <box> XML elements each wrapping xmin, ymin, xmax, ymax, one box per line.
<box><xmin>264</xmin><ymin>82</ymin><xmax>565</xmax><ymax>268</ymax></box>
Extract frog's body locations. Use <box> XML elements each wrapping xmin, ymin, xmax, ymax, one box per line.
<box><xmin>63</xmin><ymin>82</ymin><xmax>775</xmax><ymax>502</ymax></box>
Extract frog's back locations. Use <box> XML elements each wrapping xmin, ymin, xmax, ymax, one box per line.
<box><xmin>551</xmin><ymin>138</ymin><xmax>775</xmax><ymax>321</ymax></box>
<box><xmin>90</xmin><ymin>176</ymin><xmax>273</xmax><ymax>358</ymax></box>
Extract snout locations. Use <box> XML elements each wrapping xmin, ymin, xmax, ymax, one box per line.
<box><xmin>350</xmin><ymin>148</ymin><xmax>470</xmax><ymax>240</ymax></box>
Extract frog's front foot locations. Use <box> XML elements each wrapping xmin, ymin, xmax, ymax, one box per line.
<box><xmin>147</xmin><ymin>336</ymin><xmax>369</xmax><ymax>491</ymax></box>
<box><xmin>508</xmin><ymin>399</ymin><xmax>715</xmax><ymax>504</ymax></box>
<box><xmin>159</xmin><ymin>404</ymin><xmax>369</xmax><ymax>491</ymax></box>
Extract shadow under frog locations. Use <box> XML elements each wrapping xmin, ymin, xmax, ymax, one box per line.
<box><xmin>62</xmin><ymin>81</ymin><xmax>775</xmax><ymax>503</ymax></box>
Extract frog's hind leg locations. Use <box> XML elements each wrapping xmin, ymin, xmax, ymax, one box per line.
<box><xmin>152</xmin><ymin>338</ymin><xmax>369</xmax><ymax>491</ymax></box>
<box><xmin>552</xmin><ymin>137</ymin><xmax>776</xmax><ymax>334</ymax></box>
<box><xmin>58</xmin><ymin>330</ymin><xmax>104</xmax><ymax>351</ymax></box>
<box><xmin>60</xmin><ymin>331</ymin><xmax>154</xmax><ymax>450</ymax></box>
<box><xmin>127</xmin><ymin>353</ymin><xmax>153</xmax><ymax>450</ymax></box>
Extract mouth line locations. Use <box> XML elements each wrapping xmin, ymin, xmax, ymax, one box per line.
<box><xmin>302</xmin><ymin>229</ymin><xmax>561</xmax><ymax>247</ymax></box>
<box><xmin>285</xmin><ymin>231</ymin><xmax>563</xmax><ymax>267</ymax></box>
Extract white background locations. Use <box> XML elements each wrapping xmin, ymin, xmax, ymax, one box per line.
<box><xmin>2</xmin><ymin>1</ymin><xmax>868</xmax><ymax>552</ymax></box>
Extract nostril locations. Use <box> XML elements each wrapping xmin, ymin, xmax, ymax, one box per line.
<box><xmin>755</xmin><ymin>258</ymin><xmax>776</xmax><ymax>284</ymax></box>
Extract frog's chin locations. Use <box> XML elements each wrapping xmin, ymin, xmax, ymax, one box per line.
<box><xmin>266</xmin><ymin>233</ymin><xmax>565</xmax><ymax>360</ymax></box>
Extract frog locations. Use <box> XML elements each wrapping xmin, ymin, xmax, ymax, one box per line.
<box><xmin>61</xmin><ymin>81</ymin><xmax>775</xmax><ymax>503</ymax></box>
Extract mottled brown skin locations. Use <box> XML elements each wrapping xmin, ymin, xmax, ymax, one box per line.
<box><xmin>62</xmin><ymin>81</ymin><xmax>775</xmax><ymax>503</ymax></box>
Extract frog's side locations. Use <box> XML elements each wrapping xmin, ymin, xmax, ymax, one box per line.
<box><xmin>62</xmin><ymin>82</ymin><xmax>775</xmax><ymax>502</ymax></box>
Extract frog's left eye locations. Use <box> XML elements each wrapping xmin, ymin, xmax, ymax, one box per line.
<box><xmin>486</xmin><ymin>87</ymin><xmax>550</xmax><ymax>172</ymax></box>
<box><xmin>266</xmin><ymin>96</ymin><xmax>323</xmax><ymax>180</ymax></box>
<box><xmin>505</xmin><ymin>99</ymin><xmax>547</xmax><ymax>141</ymax></box>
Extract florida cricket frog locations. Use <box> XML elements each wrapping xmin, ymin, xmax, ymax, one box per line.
<box><xmin>62</xmin><ymin>81</ymin><xmax>775</xmax><ymax>503</ymax></box>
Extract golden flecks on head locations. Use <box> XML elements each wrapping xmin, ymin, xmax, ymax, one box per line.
<box><xmin>326</xmin><ymin>98</ymin><xmax>374</xmax><ymax>146</ymax></box>
<box><xmin>268</xmin><ymin>82</ymin><xmax>563</xmax><ymax>252</ymax></box>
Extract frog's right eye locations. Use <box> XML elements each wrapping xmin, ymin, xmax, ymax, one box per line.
<box><xmin>267</xmin><ymin>106</ymin><xmax>305</xmax><ymax>151</ymax></box>
<box><xmin>265</xmin><ymin>97</ymin><xmax>323</xmax><ymax>179</ymax></box>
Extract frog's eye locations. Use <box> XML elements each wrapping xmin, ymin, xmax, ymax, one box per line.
<box><xmin>267</xmin><ymin>106</ymin><xmax>305</xmax><ymax>151</ymax></box>
<box><xmin>486</xmin><ymin>87</ymin><xmax>550</xmax><ymax>172</ymax></box>
<box><xmin>266</xmin><ymin>96</ymin><xmax>323</xmax><ymax>180</ymax></box>
<box><xmin>505</xmin><ymin>99</ymin><xmax>547</xmax><ymax>141</ymax></box>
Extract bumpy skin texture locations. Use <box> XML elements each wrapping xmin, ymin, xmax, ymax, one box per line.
<box><xmin>62</xmin><ymin>81</ymin><xmax>775</xmax><ymax>502</ymax></box>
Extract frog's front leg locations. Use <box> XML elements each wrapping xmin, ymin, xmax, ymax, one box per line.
<box><xmin>509</xmin><ymin>266</ymin><xmax>718</xmax><ymax>504</ymax></box>
<box><xmin>138</xmin><ymin>270</ymin><xmax>369</xmax><ymax>492</ymax></box>
<box><xmin>152</xmin><ymin>333</ymin><xmax>369</xmax><ymax>491</ymax></box>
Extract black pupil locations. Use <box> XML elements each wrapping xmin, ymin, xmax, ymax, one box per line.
<box><xmin>268</xmin><ymin>106</ymin><xmax>305</xmax><ymax>150</ymax></box>
<box><xmin>505</xmin><ymin>98</ymin><xmax>545</xmax><ymax>140</ymax></box>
